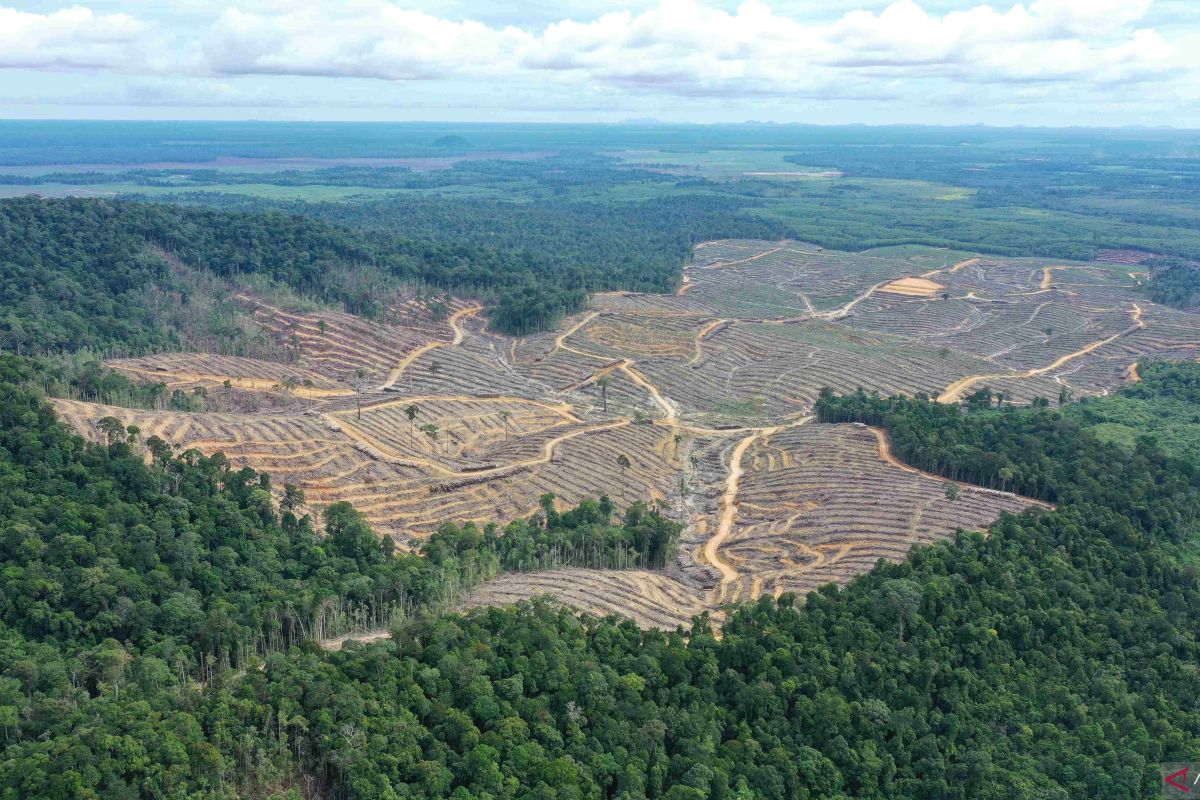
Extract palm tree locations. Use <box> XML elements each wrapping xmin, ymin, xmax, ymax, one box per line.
<box><xmin>596</xmin><ymin>375</ymin><xmax>611</xmax><ymax>413</ymax></box>
<box><xmin>354</xmin><ymin>367</ymin><xmax>369</xmax><ymax>420</ymax></box>
<box><xmin>676</xmin><ymin>474</ymin><xmax>691</xmax><ymax>525</ymax></box>
<box><xmin>499</xmin><ymin>410</ymin><xmax>512</xmax><ymax>441</ymax></box>
<box><xmin>405</xmin><ymin>404</ymin><xmax>420</xmax><ymax>438</ymax></box>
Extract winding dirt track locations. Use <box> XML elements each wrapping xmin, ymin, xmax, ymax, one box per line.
<box><xmin>937</xmin><ymin>303</ymin><xmax>1145</xmax><ymax>403</ymax></box>
<box><xmin>327</xmin><ymin>411</ymin><xmax>630</xmax><ymax>478</ymax></box>
<box><xmin>551</xmin><ymin>311</ymin><xmax>679</xmax><ymax>422</ymax></box>
<box><xmin>922</xmin><ymin>257</ymin><xmax>980</xmax><ymax>279</ymax></box>
<box><xmin>1040</xmin><ymin>265</ymin><xmax>1068</xmax><ymax>290</ymax></box>
<box><xmin>378</xmin><ymin>305</ymin><xmax>481</xmax><ymax>390</ymax></box>
<box><xmin>689</xmin><ymin>319</ymin><xmax>730</xmax><ymax>365</ymax></box>
<box><xmin>621</xmin><ymin>364</ymin><xmax>678</xmax><ymax>422</ymax></box>
<box><xmin>819</xmin><ymin>280</ymin><xmax>889</xmax><ymax>321</ymax></box>
<box><xmin>703</xmin><ymin>244</ymin><xmax>787</xmax><ymax>270</ymax></box>
<box><xmin>703</xmin><ymin>417</ymin><xmax>813</xmax><ymax>588</ymax></box>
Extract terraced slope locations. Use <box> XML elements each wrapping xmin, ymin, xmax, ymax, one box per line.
<box><xmin>53</xmin><ymin>239</ymin><xmax>1200</xmax><ymax>631</ymax></box>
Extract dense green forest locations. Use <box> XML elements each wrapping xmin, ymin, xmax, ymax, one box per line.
<box><xmin>0</xmin><ymin>193</ymin><xmax>783</xmax><ymax>344</ymax></box>
<box><xmin>1148</xmin><ymin>264</ymin><xmax>1200</xmax><ymax>310</ymax></box>
<box><xmin>1061</xmin><ymin>361</ymin><xmax>1200</xmax><ymax>464</ymax></box>
<box><xmin>3</xmin><ymin>350</ymin><xmax>1200</xmax><ymax>797</ymax></box>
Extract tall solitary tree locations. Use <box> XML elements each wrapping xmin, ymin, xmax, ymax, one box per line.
<box><xmin>354</xmin><ymin>367</ymin><xmax>369</xmax><ymax>420</ymax></box>
<box><xmin>405</xmin><ymin>404</ymin><xmax>420</xmax><ymax>438</ymax></box>
<box><xmin>596</xmin><ymin>375</ymin><xmax>611</xmax><ymax>413</ymax></box>
<box><xmin>616</xmin><ymin>454</ymin><xmax>632</xmax><ymax>493</ymax></box>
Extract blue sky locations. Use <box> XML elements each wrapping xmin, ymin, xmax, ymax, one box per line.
<box><xmin>1</xmin><ymin>0</ymin><xmax>1198</xmax><ymax>125</ymax></box>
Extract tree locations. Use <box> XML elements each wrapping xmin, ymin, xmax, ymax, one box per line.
<box><xmin>676</xmin><ymin>474</ymin><xmax>691</xmax><ymax>524</ymax></box>
<box><xmin>499</xmin><ymin>409</ymin><xmax>512</xmax><ymax>441</ymax></box>
<box><xmin>616</xmin><ymin>454</ymin><xmax>631</xmax><ymax>492</ymax></box>
<box><xmin>596</xmin><ymin>375</ymin><xmax>611</xmax><ymax>413</ymax></box>
<box><xmin>97</xmin><ymin>415</ymin><xmax>126</xmax><ymax>445</ymax></box>
<box><xmin>276</xmin><ymin>376</ymin><xmax>300</xmax><ymax>400</ymax></box>
<box><xmin>420</xmin><ymin>423</ymin><xmax>440</xmax><ymax>453</ymax></box>
<box><xmin>881</xmin><ymin>579</ymin><xmax>922</xmax><ymax>643</ymax></box>
<box><xmin>93</xmin><ymin>639</ymin><xmax>132</xmax><ymax>700</ymax></box>
<box><xmin>282</xmin><ymin>484</ymin><xmax>305</xmax><ymax>512</ymax></box>
<box><xmin>146</xmin><ymin>435</ymin><xmax>173</xmax><ymax>466</ymax></box>
<box><xmin>355</xmin><ymin>367</ymin><xmax>369</xmax><ymax>420</ymax></box>
<box><xmin>405</xmin><ymin>404</ymin><xmax>420</xmax><ymax>438</ymax></box>
<box><xmin>944</xmin><ymin>481</ymin><xmax>960</xmax><ymax>501</ymax></box>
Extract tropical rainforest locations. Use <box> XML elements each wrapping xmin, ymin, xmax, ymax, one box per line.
<box><xmin>4</xmin><ymin>123</ymin><xmax>1200</xmax><ymax>798</ymax></box>
<box><xmin>1</xmin><ymin>350</ymin><xmax>1199</xmax><ymax>798</ymax></box>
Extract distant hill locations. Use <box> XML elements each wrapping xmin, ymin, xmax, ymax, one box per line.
<box><xmin>431</xmin><ymin>134</ymin><xmax>471</xmax><ymax>149</ymax></box>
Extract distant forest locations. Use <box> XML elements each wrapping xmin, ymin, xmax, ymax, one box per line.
<box><xmin>0</xmin><ymin>194</ymin><xmax>785</xmax><ymax>347</ymax></box>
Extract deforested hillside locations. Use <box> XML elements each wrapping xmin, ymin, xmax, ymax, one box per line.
<box><xmin>5</xmin><ymin>350</ymin><xmax>1200</xmax><ymax>798</ymax></box>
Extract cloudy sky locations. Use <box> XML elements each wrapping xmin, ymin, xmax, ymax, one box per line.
<box><xmin>1</xmin><ymin>0</ymin><xmax>1198</xmax><ymax>125</ymax></box>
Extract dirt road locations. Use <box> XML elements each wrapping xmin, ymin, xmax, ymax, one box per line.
<box><xmin>378</xmin><ymin>305</ymin><xmax>481</xmax><ymax>390</ymax></box>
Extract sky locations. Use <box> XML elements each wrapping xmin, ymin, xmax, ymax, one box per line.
<box><xmin>0</xmin><ymin>0</ymin><xmax>1198</xmax><ymax>125</ymax></box>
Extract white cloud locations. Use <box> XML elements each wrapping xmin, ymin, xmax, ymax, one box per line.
<box><xmin>0</xmin><ymin>5</ymin><xmax>160</xmax><ymax>70</ymax></box>
<box><xmin>204</xmin><ymin>4</ymin><xmax>532</xmax><ymax>80</ymax></box>
<box><xmin>194</xmin><ymin>0</ymin><xmax>1187</xmax><ymax>95</ymax></box>
<box><xmin>0</xmin><ymin>0</ymin><xmax>1196</xmax><ymax>115</ymax></box>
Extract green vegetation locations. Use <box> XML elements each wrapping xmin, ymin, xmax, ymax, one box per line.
<box><xmin>7</xmin><ymin>123</ymin><xmax>1200</xmax><ymax>797</ymax></box>
<box><xmin>1148</xmin><ymin>263</ymin><xmax>1200</xmax><ymax>309</ymax></box>
<box><xmin>0</xmin><ymin>193</ymin><xmax>783</xmax><ymax>343</ymax></box>
<box><xmin>1063</xmin><ymin>361</ymin><xmax>1200</xmax><ymax>463</ymax></box>
<box><xmin>0</xmin><ymin>353</ymin><xmax>681</xmax><ymax>796</ymax></box>
<box><xmin>1</xmin><ymin>351</ymin><xmax>1199</xmax><ymax>796</ymax></box>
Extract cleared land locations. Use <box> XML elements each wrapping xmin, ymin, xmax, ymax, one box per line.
<box><xmin>54</xmin><ymin>239</ymin><xmax>1200</xmax><ymax>630</ymax></box>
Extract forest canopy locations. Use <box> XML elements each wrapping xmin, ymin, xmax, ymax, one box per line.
<box><xmin>2</xmin><ymin>353</ymin><xmax>1200</xmax><ymax>797</ymax></box>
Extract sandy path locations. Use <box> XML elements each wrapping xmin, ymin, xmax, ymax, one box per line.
<box><xmin>550</xmin><ymin>311</ymin><xmax>679</xmax><ymax>422</ymax></box>
<box><xmin>937</xmin><ymin>303</ymin><xmax>1145</xmax><ymax>403</ymax></box>
<box><xmin>703</xmin><ymin>416</ymin><xmax>812</xmax><ymax>590</ymax></box>
<box><xmin>378</xmin><ymin>305</ymin><xmax>481</xmax><ymax>390</ymax></box>
<box><xmin>703</xmin><ymin>244</ymin><xmax>788</xmax><ymax>270</ymax></box>
<box><xmin>325</xmin><ymin>409</ymin><xmax>628</xmax><ymax>477</ymax></box>
<box><xmin>922</xmin><ymin>257</ymin><xmax>980</xmax><ymax>279</ymax></box>
<box><xmin>336</xmin><ymin>394</ymin><xmax>578</xmax><ymax>421</ymax></box>
<box><xmin>621</xmin><ymin>364</ymin><xmax>678</xmax><ymax>422</ymax></box>
<box><xmin>1040</xmin><ymin>266</ymin><xmax>1068</xmax><ymax>290</ymax></box>
<box><xmin>688</xmin><ymin>319</ymin><xmax>730</xmax><ymax>365</ymax></box>
<box><xmin>819</xmin><ymin>280</ymin><xmax>889</xmax><ymax>321</ymax></box>
<box><xmin>551</xmin><ymin>311</ymin><xmax>601</xmax><ymax>356</ymax></box>
<box><xmin>704</xmin><ymin>431</ymin><xmax>763</xmax><ymax>584</ymax></box>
